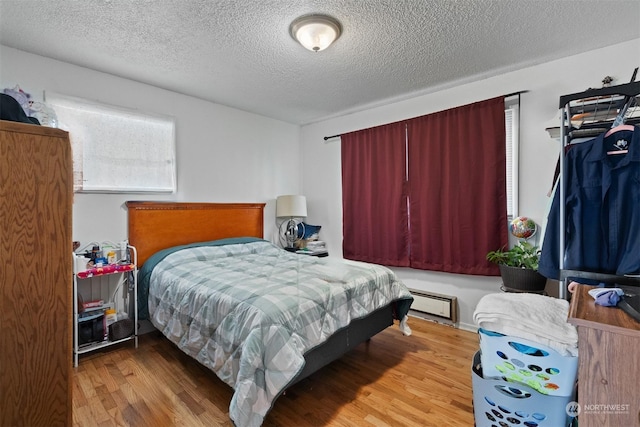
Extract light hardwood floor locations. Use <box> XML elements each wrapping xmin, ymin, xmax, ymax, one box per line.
<box><xmin>72</xmin><ymin>317</ymin><xmax>479</xmax><ymax>426</ymax></box>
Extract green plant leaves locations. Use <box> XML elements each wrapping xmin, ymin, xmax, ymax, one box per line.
<box><xmin>486</xmin><ymin>241</ymin><xmax>540</xmax><ymax>270</ymax></box>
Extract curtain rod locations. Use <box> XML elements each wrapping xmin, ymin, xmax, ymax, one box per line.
<box><xmin>323</xmin><ymin>90</ymin><xmax>528</xmax><ymax>141</ymax></box>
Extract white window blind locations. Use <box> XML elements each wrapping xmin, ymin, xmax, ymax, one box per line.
<box><xmin>505</xmin><ymin>102</ymin><xmax>519</xmax><ymax>218</ymax></box>
<box><xmin>46</xmin><ymin>93</ymin><xmax>176</xmax><ymax>193</ymax></box>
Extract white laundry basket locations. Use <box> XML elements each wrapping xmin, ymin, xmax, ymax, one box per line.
<box><xmin>472</xmin><ymin>351</ymin><xmax>576</xmax><ymax>427</ymax></box>
<box><xmin>478</xmin><ymin>328</ymin><xmax>578</xmax><ymax>397</ymax></box>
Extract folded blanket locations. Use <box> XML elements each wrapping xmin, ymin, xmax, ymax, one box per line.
<box><xmin>473</xmin><ymin>293</ymin><xmax>578</xmax><ymax>357</ymax></box>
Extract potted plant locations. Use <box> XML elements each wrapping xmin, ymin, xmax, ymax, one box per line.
<box><xmin>486</xmin><ymin>241</ymin><xmax>547</xmax><ymax>292</ymax></box>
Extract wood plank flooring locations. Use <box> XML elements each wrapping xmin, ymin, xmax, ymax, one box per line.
<box><xmin>72</xmin><ymin>317</ymin><xmax>479</xmax><ymax>426</ymax></box>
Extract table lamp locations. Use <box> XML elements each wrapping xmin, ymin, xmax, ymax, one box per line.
<box><xmin>276</xmin><ymin>195</ymin><xmax>307</xmax><ymax>251</ymax></box>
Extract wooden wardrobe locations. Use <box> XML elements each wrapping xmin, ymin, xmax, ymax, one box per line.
<box><xmin>0</xmin><ymin>120</ymin><xmax>72</xmax><ymax>426</ymax></box>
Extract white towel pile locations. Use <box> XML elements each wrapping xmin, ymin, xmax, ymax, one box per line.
<box><xmin>473</xmin><ymin>293</ymin><xmax>578</xmax><ymax>357</ymax></box>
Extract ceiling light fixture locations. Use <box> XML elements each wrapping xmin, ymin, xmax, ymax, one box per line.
<box><xmin>289</xmin><ymin>14</ymin><xmax>342</xmax><ymax>52</ymax></box>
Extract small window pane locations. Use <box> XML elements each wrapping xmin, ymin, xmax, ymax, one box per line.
<box><xmin>46</xmin><ymin>93</ymin><xmax>176</xmax><ymax>193</ymax></box>
<box><xmin>505</xmin><ymin>103</ymin><xmax>519</xmax><ymax>218</ymax></box>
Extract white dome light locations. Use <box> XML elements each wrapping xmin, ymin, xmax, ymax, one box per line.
<box><xmin>290</xmin><ymin>14</ymin><xmax>342</xmax><ymax>52</ymax></box>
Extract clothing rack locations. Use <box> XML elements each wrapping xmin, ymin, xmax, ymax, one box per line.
<box><xmin>558</xmin><ymin>80</ymin><xmax>640</xmax><ymax>141</ymax></box>
<box><xmin>556</xmin><ymin>79</ymin><xmax>640</xmax><ymax>299</ymax></box>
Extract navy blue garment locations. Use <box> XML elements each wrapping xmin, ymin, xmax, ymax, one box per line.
<box><xmin>539</xmin><ymin>126</ymin><xmax>640</xmax><ymax>280</ymax></box>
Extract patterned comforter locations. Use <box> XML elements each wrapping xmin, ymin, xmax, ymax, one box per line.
<box><xmin>139</xmin><ymin>238</ymin><xmax>413</xmax><ymax>427</ymax></box>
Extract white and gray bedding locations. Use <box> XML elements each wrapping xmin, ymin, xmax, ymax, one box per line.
<box><xmin>137</xmin><ymin>237</ymin><xmax>413</xmax><ymax>427</ymax></box>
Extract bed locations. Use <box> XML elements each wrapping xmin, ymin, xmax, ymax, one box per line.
<box><xmin>126</xmin><ymin>201</ymin><xmax>413</xmax><ymax>427</ymax></box>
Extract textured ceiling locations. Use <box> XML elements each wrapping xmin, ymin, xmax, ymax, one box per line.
<box><xmin>1</xmin><ymin>0</ymin><xmax>639</xmax><ymax>125</ymax></box>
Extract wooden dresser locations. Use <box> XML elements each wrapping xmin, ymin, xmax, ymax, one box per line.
<box><xmin>0</xmin><ymin>120</ymin><xmax>72</xmax><ymax>426</ymax></box>
<box><xmin>568</xmin><ymin>285</ymin><xmax>640</xmax><ymax>427</ymax></box>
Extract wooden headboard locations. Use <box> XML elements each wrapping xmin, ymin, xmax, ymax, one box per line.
<box><xmin>126</xmin><ymin>201</ymin><xmax>266</xmax><ymax>266</ymax></box>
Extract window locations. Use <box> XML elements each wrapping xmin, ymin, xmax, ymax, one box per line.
<box><xmin>342</xmin><ymin>97</ymin><xmax>508</xmax><ymax>275</ymax></box>
<box><xmin>505</xmin><ymin>98</ymin><xmax>520</xmax><ymax>218</ymax></box>
<box><xmin>46</xmin><ymin>93</ymin><xmax>176</xmax><ymax>193</ymax></box>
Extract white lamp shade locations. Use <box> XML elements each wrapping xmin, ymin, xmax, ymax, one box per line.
<box><xmin>290</xmin><ymin>15</ymin><xmax>342</xmax><ymax>52</ymax></box>
<box><xmin>276</xmin><ymin>195</ymin><xmax>307</xmax><ymax>218</ymax></box>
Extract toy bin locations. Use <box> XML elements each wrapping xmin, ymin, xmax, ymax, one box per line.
<box><xmin>478</xmin><ymin>328</ymin><xmax>578</xmax><ymax>397</ymax></box>
<box><xmin>472</xmin><ymin>351</ymin><xmax>575</xmax><ymax>427</ymax></box>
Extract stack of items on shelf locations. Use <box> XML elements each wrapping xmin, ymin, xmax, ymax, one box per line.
<box><xmin>73</xmin><ymin>241</ymin><xmax>137</xmax><ymax>360</ymax></box>
<box><xmin>76</xmin><ymin>263</ymin><xmax>135</xmax><ymax>279</ymax></box>
<box><xmin>471</xmin><ymin>293</ymin><xmax>579</xmax><ymax>427</ymax></box>
<box><xmin>298</xmin><ymin>240</ymin><xmax>327</xmax><ymax>255</ymax></box>
<box><xmin>74</xmin><ymin>241</ymin><xmax>130</xmax><ymax>272</ymax></box>
<box><xmin>295</xmin><ymin>222</ymin><xmax>328</xmax><ymax>256</ymax></box>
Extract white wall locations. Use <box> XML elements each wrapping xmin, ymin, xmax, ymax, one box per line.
<box><xmin>300</xmin><ymin>38</ymin><xmax>640</xmax><ymax>330</ymax></box>
<box><xmin>4</xmin><ymin>40</ymin><xmax>639</xmax><ymax>330</ymax></box>
<box><xmin>0</xmin><ymin>45</ymin><xmax>301</xmax><ymax>247</ymax></box>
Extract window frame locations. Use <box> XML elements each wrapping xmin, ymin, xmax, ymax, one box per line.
<box><xmin>46</xmin><ymin>92</ymin><xmax>177</xmax><ymax>194</ymax></box>
<box><xmin>505</xmin><ymin>98</ymin><xmax>520</xmax><ymax>219</ymax></box>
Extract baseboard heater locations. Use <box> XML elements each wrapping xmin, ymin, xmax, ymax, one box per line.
<box><xmin>409</xmin><ymin>289</ymin><xmax>458</xmax><ymax>323</ymax></box>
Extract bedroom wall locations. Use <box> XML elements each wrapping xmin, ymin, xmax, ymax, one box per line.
<box><xmin>299</xmin><ymin>38</ymin><xmax>640</xmax><ymax>331</ymax></box>
<box><xmin>3</xmin><ymin>40</ymin><xmax>638</xmax><ymax>331</ymax></box>
<box><xmin>0</xmin><ymin>45</ymin><xmax>301</xmax><ymax>247</ymax></box>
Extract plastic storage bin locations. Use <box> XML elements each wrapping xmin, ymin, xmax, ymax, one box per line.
<box><xmin>478</xmin><ymin>328</ymin><xmax>578</xmax><ymax>396</ymax></box>
<box><xmin>472</xmin><ymin>351</ymin><xmax>575</xmax><ymax>427</ymax></box>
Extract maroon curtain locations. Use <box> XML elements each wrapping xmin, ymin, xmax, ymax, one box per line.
<box><xmin>341</xmin><ymin>122</ymin><xmax>409</xmax><ymax>266</ymax></box>
<box><xmin>407</xmin><ymin>97</ymin><xmax>507</xmax><ymax>275</ymax></box>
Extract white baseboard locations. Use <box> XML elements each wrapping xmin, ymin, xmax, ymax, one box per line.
<box><xmin>408</xmin><ymin>311</ymin><xmax>478</xmax><ymax>333</ymax></box>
